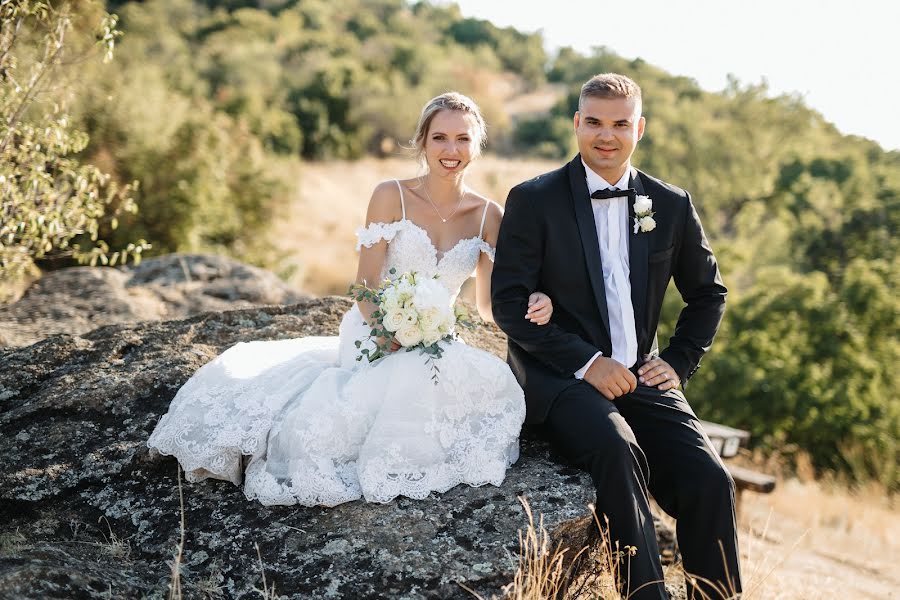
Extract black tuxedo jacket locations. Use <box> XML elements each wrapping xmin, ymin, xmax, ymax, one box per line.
<box><xmin>491</xmin><ymin>155</ymin><xmax>727</xmax><ymax>425</ymax></box>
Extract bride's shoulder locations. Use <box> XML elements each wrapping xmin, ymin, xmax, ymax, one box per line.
<box><xmin>465</xmin><ymin>190</ymin><xmax>504</xmax><ymax>242</ymax></box>
<box><xmin>365</xmin><ymin>180</ymin><xmax>405</xmax><ymax>224</ymax></box>
<box><xmin>465</xmin><ymin>189</ymin><xmax>501</xmax><ymax>213</ymax></box>
<box><xmin>357</xmin><ymin>182</ymin><xmax>406</xmax><ymax>250</ymax></box>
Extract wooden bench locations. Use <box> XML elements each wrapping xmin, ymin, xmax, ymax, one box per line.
<box><xmin>699</xmin><ymin>420</ymin><xmax>776</xmax><ymax>513</ymax></box>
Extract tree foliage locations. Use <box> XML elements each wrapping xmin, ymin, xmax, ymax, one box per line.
<box><xmin>38</xmin><ymin>0</ymin><xmax>547</xmax><ymax>274</ymax></box>
<box><xmin>0</xmin><ymin>0</ymin><xmax>148</xmax><ymax>289</ymax></box>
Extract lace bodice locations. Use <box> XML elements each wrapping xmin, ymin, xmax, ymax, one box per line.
<box><xmin>355</xmin><ymin>181</ymin><xmax>495</xmax><ymax>299</ymax></box>
<box><xmin>356</xmin><ymin>220</ymin><xmax>493</xmax><ymax>298</ymax></box>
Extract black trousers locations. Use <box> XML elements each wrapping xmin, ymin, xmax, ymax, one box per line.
<box><xmin>539</xmin><ymin>381</ymin><xmax>742</xmax><ymax>600</ymax></box>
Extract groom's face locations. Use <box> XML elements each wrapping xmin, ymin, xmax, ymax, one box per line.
<box><xmin>574</xmin><ymin>96</ymin><xmax>645</xmax><ymax>181</ymax></box>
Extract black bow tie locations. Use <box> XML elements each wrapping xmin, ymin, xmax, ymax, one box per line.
<box><xmin>591</xmin><ymin>187</ymin><xmax>636</xmax><ymax>200</ymax></box>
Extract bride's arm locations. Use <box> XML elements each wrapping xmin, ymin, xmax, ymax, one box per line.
<box><xmin>355</xmin><ymin>182</ymin><xmax>402</xmax><ymax>325</ymax></box>
<box><xmin>474</xmin><ymin>202</ymin><xmax>504</xmax><ymax>323</ymax></box>
<box><xmin>475</xmin><ymin>260</ymin><xmax>496</xmax><ymax>324</ymax></box>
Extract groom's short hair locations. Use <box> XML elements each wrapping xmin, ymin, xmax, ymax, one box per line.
<box><xmin>579</xmin><ymin>74</ymin><xmax>642</xmax><ymax>110</ymax></box>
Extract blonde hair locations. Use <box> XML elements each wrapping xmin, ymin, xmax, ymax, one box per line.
<box><xmin>411</xmin><ymin>92</ymin><xmax>487</xmax><ymax>166</ymax></box>
<box><xmin>579</xmin><ymin>73</ymin><xmax>642</xmax><ymax>110</ymax></box>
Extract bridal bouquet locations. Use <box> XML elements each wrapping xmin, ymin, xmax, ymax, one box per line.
<box><xmin>349</xmin><ymin>269</ymin><xmax>471</xmax><ymax>382</ymax></box>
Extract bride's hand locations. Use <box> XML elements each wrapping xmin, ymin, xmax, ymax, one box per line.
<box><xmin>526</xmin><ymin>292</ymin><xmax>553</xmax><ymax>325</ymax></box>
<box><xmin>375</xmin><ymin>335</ymin><xmax>402</xmax><ymax>353</ymax></box>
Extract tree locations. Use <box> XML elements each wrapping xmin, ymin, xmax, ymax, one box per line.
<box><xmin>0</xmin><ymin>0</ymin><xmax>148</xmax><ymax>294</ymax></box>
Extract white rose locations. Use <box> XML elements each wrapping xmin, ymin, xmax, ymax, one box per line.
<box><xmin>637</xmin><ymin>216</ymin><xmax>657</xmax><ymax>233</ymax></box>
<box><xmin>402</xmin><ymin>309</ymin><xmax>418</xmax><ymax>327</ymax></box>
<box><xmin>633</xmin><ymin>195</ymin><xmax>653</xmax><ymax>215</ymax></box>
<box><xmin>417</xmin><ymin>307</ymin><xmax>441</xmax><ymax>332</ymax></box>
<box><xmin>395</xmin><ymin>325</ymin><xmax>424</xmax><ymax>347</ymax></box>
<box><xmin>382</xmin><ymin>308</ymin><xmax>405</xmax><ymax>332</ymax></box>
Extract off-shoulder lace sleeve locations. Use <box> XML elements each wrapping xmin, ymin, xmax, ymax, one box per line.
<box><xmin>355</xmin><ymin>221</ymin><xmax>404</xmax><ymax>251</ymax></box>
<box><xmin>477</xmin><ymin>240</ymin><xmax>496</xmax><ymax>262</ymax></box>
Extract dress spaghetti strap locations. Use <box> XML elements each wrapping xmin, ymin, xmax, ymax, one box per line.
<box><xmin>478</xmin><ymin>200</ymin><xmax>490</xmax><ymax>238</ymax></box>
<box><xmin>394</xmin><ymin>179</ymin><xmax>406</xmax><ymax>220</ymax></box>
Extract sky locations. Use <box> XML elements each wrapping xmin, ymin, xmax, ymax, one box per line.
<box><xmin>449</xmin><ymin>0</ymin><xmax>900</xmax><ymax>151</ymax></box>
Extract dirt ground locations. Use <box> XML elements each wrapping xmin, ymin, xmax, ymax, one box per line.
<box><xmin>733</xmin><ymin>478</ymin><xmax>898</xmax><ymax>599</ymax></box>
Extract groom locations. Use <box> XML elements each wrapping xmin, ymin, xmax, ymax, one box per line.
<box><xmin>492</xmin><ymin>74</ymin><xmax>740</xmax><ymax>599</ymax></box>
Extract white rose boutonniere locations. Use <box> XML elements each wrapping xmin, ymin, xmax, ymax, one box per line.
<box><xmin>633</xmin><ymin>195</ymin><xmax>656</xmax><ymax>234</ymax></box>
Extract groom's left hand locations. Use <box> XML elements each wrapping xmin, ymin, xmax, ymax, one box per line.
<box><xmin>637</xmin><ymin>357</ymin><xmax>681</xmax><ymax>391</ymax></box>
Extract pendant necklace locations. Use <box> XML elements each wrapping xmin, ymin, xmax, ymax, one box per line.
<box><xmin>421</xmin><ymin>177</ymin><xmax>464</xmax><ymax>223</ymax></box>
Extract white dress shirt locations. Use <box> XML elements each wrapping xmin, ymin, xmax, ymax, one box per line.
<box><xmin>574</xmin><ymin>162</ymin><xmax>639</xmax><ymax>378</ymax></box>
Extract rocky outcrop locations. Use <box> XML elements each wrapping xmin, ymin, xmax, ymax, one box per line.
<box><xmin>0</xmin><ymin>297</ymin><xmax>679</xmax><ymax>599</ymax></box>
<box><xmin>0</xmin><ymin>254</ymin><xmax>308</xmax><ymax>348</ymax></box>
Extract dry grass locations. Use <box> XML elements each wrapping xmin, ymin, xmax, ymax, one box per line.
<box><xmin>0</xmin><ymin>529</ymin><xmax>26</xmax><ymax>555</ymax></box>
<box><xmin>167</xmin><ymin>467</ymin><xmax>186</xmax><ymax>600</ymax></box>
<box><xmin>0</xmin><ymin>273</ymin><xmax>34</xmax><ymax>305</ymax></box>
<box><xmin>273</xmin><ymin>156</ymin><xmax>560</xmax><ymax>295</ymax></box>
<box><xmin>485</xmin><ymin>475</ymin><xmax>897</xmax><ymax>600</ymax></box>
<box><xmin>503</xmin><ymin>84</ymin><xmax>568</xmax><ymax>118</ymax></box>
<box><xmin>476</xmin><ymin>496</ymin><xmax>593</xmax><ymax>600</ymax></box>
<box><xmin>464</xmin><ymin>497</ymin><xmax>648</xmax><ymax>600</ymax></box>
<box><xmin>195</xmin><ymin>560</ymin><xmax>226</xmax><ymax>599</ymax></box>
<box><xmin>98</xmin><ymin>516</ymin><xmax>132</xmax><ymax>561</ymax></box>
<box><xmin>164</xmin><ymin>465</ymin><xmax>279</xmax><ymax>600</ymax></box>
<box><xmin>736</xmin><ymin>477</ymin><xmax>899</xmax><ymax>599</ymax></box>
<box><xmin>253</xmin><ymin>542</ymin><xmax>279</xmax><ymax>600</ymax></box>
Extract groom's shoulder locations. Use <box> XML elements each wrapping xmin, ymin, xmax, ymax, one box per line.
<box><xmin>509</xmin><ymin>164</ymin><xmax>568</xmax><ymax>198</ymax></box>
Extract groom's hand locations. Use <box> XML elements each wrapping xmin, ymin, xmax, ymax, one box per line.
<box><xmin>584</xmin><ymin>357</ymin><xmax>637</xmax><ymax>400</ymax></box>
<box><xmin>637</xmin><ymin>357</ymin><xmax>681</xmax><ymax>391</ymax></box>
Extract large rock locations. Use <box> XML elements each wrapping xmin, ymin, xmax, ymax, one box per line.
<box><xmin>0</xmin><ymin>254</ymin><xmax>308</xmax><ymax>348</ymax></box>
<box><xmin>0</xmin><ymin>298</ymin><xmax>679</xmax><ymax>599</ymax></box>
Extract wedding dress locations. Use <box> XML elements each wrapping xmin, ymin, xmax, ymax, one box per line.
<box><xmin>148</xmin><ymin>181</ymin><xmax>526</xmax><ymax>506</ymax></box>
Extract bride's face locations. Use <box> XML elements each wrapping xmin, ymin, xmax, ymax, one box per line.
<box><xmin>423</xmin><ymin>110</ymin><xmax>479</xmax><ymax>176</ymax></box>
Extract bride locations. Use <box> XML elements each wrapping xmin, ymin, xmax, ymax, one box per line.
<box><xmin>148</xmin><ymin>92</ymin><xmax>554</xmax><ymax>507</ymax></box>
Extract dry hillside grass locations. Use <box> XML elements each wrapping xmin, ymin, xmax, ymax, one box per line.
<box><xmin>735</xmin><ymin>476</ymin><xmax>898</xmax><ymax>599</ymax></box>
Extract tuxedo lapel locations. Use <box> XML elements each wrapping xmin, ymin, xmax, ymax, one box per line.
<box><xmin>628</xmin><ymin>168</ymin><xmax>649</xmax><ymax>345</ymax></box>
<box><xmin>567</xmin><ymin>157</ymin><xmax>611</xmax><ymax>339</ymax></box>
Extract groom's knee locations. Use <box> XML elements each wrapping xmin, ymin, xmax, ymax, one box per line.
<box><xmin>679</xmin><ymin>456</ymin><xmax>736</xmax><ymax>506</ymax></box>
<box><xmin>581</xmin><ymin>418</ymin><xmax>649</xmax><ymax>484</ymax></box>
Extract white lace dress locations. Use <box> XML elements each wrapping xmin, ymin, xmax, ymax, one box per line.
<box><xmin>148</xmin><ymin>184</ymin><xmax>526</xmax><ymax>506</ymax></box>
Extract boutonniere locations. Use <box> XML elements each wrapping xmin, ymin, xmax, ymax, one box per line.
<box><xmin>632</xmin><ymin>195</ymin><xmax>656</xmax><ymax>234</ymax></box>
